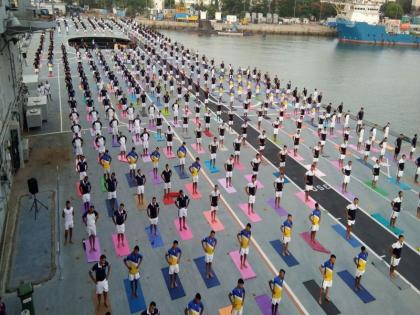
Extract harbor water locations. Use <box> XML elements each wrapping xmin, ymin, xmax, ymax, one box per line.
<box><xmin>162</xmin><ymin>31</ymin><xmax>420</xmax><ymax>136</ymax></box>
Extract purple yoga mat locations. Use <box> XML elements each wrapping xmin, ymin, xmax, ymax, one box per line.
<box><xmin>148</xmin><ymin>170</ymin><xmax>162</xmax><ymax>185</ymax></box>
<box><xmin>84</xmin><ymin>238</ymin><xmax>101</xmax><ymax>262</ymax></box>
<box><xmin>335</xmin><ymin>187</ymin><xmax>356</xmax><ymax>200</ymax></box>
<box><xmin>255</xmin><ymin>295</ymin><xmax>280</xmax><ymax>315</ymax></box>
<box><xmin>217</xmin><ymin>178</ymin><xmax>236</xmax><ymax>193</ymax></box>
<box><xmin>266</xmin><ymin>198</ymin><xmax>288</xmax><ymax>216</ymax></box>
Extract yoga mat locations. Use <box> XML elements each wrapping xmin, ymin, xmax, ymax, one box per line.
<box><xmin>229</xmin><ymin>250</ymin><xmax>257</xmax><ymax>280</ymax></box>
<box><xmin>304</xmin><ymin>165</ymin><xmax>326</xmax><ymax>177</ymax></box>
<box><xmin>244</xmin><ymin>174</ymin><xmax>264</xmax><ymax>188</ymax></box>
<box><xmin>112</xmin><ymin>138</ymin><xmax>119</xmax><ymax>147</ymax></box>
<box><xmin>145</xmin><ymin>226</ymin><xmax>164</xmax><ymax>248</ymax></box>
<box><xmin>132</xmin><ymin>137</ymin><xmax>142</xmax><ymax>146</ymax></box>
<box><xmin>331</xmin><ymin>224</ymin><xmax>361</xmax><ymax>248</ymax></box>
<box><xmin>335</xmin><ymin>187</ymin><xmax>356</xmax><ymax>200</ymax></box>
<box><xmin>204</xmin><ymin>160</ymin><xmax>220</xmax><ymax>173</ymax></box>
<box><xmin>371</xmin><ymin>213</ymin><xmax>404</xmax><ymax>235</ymax></box>
<box><xmin>300</xmin><ymin>232</ymin><xmax>331</xmax><ymax>254</ymax></box>
<box><xmin>106</xmin><ymin>198</ymin><xmax>118</xmax><ymax>218</ymax></box>
<box><xmin>142</xmin><ymin>155</ymin><xmax>151</xmax><ymax>163</ymax></box>
<box><xmin>329</xmin><ymin>160</ymin><xmax>341</xmax><ymax>170</ymax></box>
<box><xmin>388</xmin><ymin>177</ymin><xmax>412</xmax><ymax>191</ymax></box>
<box><xmin>363</xmin><ymin>181</ymin><xmax>388</xmax><ymax>197</ymax></box>
<box><xmin>86</xmin><ymin>114</ymin><xmax>93</xmax><ymax>122</ymax></box>
<box><xmin>303</xmin><ymin>280</ymin><xmax>340</xmax><ymax>315</ymax></box>
<box><xmin>163</xmin><ymin>148</ymin><xmax>176</xmax><ymax>159</ymax></box>
<box><xmin>194</xmin><ymin>256</ymin><xmax>221</xmax><ymax>288</ymax></box>
<box><xmin>294</xmin><ymin>192</ymin><xmax>316</xmax><ymax>209</ymax></box>
<box><xmin>271</xmin><ymin>173</ymin><xmax>290</xmax><ymax>183</ymax></box>
<box><xmin>266</xmin><ymin>198</ymin><xmax>288</xmax><ymax>216</ymax></box>
<box><xmin>118</xmin><ymin>155</ymin><xmax>128</xmax><ymax>163</ymax></box>
<box><xmin>185</xmin><ymin>183</ymin><xmax>202</xmax><ymax>199</ymax></box>
<box><xmin>174</xmin><ymin>165</ymin><xmax>190</xmax><ymax>179</ymax></box>
<box><xmin>148</xmin><ymin>170</ymin><xmax>162</xmax><ymax>185</ymax></box>
<box><xmin>76</xmin><ymin>182</ymin><xmax>82</xmax><ymax>197</ymax></box>
<box><xmin>234</xmin><ymin>162</ymin><xmax>245</xmax><ymax>171</ymax></box>
<box><xmin>161</xmin><ymin>267</ymin><xmax>186</xmax><ymax>300</ymax></box>
<box><xmin>125</xmin><ymin>173</ymin><xmax>137</xmax><ymax>188</ymax></box>
<box><xmin>270</xmin><ymin>240</ymin><xmax>299</xmax><ymax>267</ymax></box>
<box><xmin>348</xmin><ymin>144</ymin><xmax>361</xmax><ymax>152</ymax></box>
<box><xmin>217</xmin><ymin>178</ymin><xmax>237</xmax><ymax>193</ymax></box>
<box><xmin>203</xmin><ymin>210</ymin><xmax>225</xmax><ymax>231</ymax></box>
<box><xmin>337</xmin><ymin>270</ymin><xmax>376</xmax><ymax>303</ymax></box>
<box><xmin>219</xmin><ymin>306</ymin><xmax>232</xmax><ymax>315</ymax></box>
<box><xmin>154</xmin><ymin>133</ymin><xmax>165</xmax><ymax>142</ymax></box>
<box><xmin>171</xmin><ymin>121</ymin><xmax>180</xmax><ymax>128</ymax></box>
<box><xmin>204</xmin><ymin>130</ymin><xmax>213</xmax><ymax>137</ymax></box>
<box><xmin>112</xmin><ymin>234</ymin><xmax>130</xmax><ymax>257</ymax></box>
<box><xmin>84</xmin><ymin>238</ymin><xmax>101</xmax><ymax>262</ymax></box>
<box><xmin>239</xmin><ymin>203</ymin><xmax>262</xmax><ymax>222</ymax></box>
<box><xmin>173</xmin><ymin>218</ymin><xmax>193</xmax><ymax>241</ymax></box>
<box><xmin>288</xmin><ymin>150</ymin><xmax>304</xmax><ymax>162</ymax></box>
<box><xmin>100</xmin><ymin>176</ymin><xmax>107</xmax><ymax>192</ymax></box>
<box><xmin>255</xmin><ymin>294</ymin><xmax>278</xmax><ymax>315</ymax></box>
<box><xmin>163</xmin><ymin>196</ymin><xmax>175</xmax><ymax>205</ymax></box>
<box><xmin>167</xmin><ymin>192</ymin><xmax>181</xmax><ymax>198</ymax></box>
<box><xmin>191</xmin><ymin>143</ymin><xmax>205</xmax><ymax>154</ymax></box>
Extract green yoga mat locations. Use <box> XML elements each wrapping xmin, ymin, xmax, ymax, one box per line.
<box><xmin>363</xmin><ymin>181</ymin><xmax>388</xmax><ymax>197</ymax></box>
<box><xmin>371</xmin><ymin>213</ymin><xmax>404</xmax><ymax>235</ymax></box>
<box><xmin>100</xmin><ymin>176</ymin><xmax>107</xmax><ymax>192</ymax></box>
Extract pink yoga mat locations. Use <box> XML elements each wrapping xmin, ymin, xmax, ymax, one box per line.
<box><xmin>217</xmin><ymin>178</ymin><xmax>237</xmax><ymax>193</ymax></box>
<box><xmin>203</xmin><ymin>211</ymin><xmax>225</xmax><ymax>232</ymax></box>
<box><xmin>173</xmin><ymin>218</ymin><xmax>193</xmax><ymax>240</ymax></box>
<box><xmin>330</xmin><ymin>160</ymin><xmax>341</xmax><ymax>170</ymax></box>
<box><xmin>191</xmin><ymin>143</ymin><xmax>205</xmax><ymax>154</ymax></box>
<box><xmin>348</xmin><ymin>144</ymin><xmax>361</xmax><ymax>152</ymax></box>
<box><xmin>84</xmin><ymin>238</ymin><xmax>101</xmax><ymax>262</ymax></box>
<box><xmin>117</xmin><ymin>155</ymin><xmax>128</xmax><ymax>163</ymax></box>
<box><xmin>111</xmin><ymin>234</ymin><xmax>130</xmax><ymax>257</ymax></box>
<box><xmin>229</xmin><ymin>250</ymin><xmax>257</xmax><ymax>280</ymax></box>
<box><xmin>244</xmin><ymin>174</ymin><xmax>264</xmax><ymax>188</ymax></box>
<box><xmin>304</xmin><ymin>165</ymin><xmax>326</xmax><ymax>177</ymax></box>
<box><xmin>163</xmin><ymin>148</ymin><xmax>176</xmax><ymax>159</ymax></box>
<box><xmin>300</xmin><ymin>231</ymin><xmax>331</xmax><ymax>254</ymax></box>
<box><xmin>171</xmin><ymin>121</ymin><xmax>180</xmax><ymax>128</ymax></box>
<box><xmin>142</xmin><ymin>155</ymin><xmax>151</xmax><ymax>162</ymax></box>
<box><xmin>185</xmin><ymin>183</ymin><xmax>202</xmax><ymax>199</ymax></box>
<box><xmin>132</xmin><ymin>136</ymin><xmax>142</xmax><ymax>146</ymax></box>
<box><xmin>239</xmin><ymin>203</ymin><xmax>262</xmax><ymax>223</ymax></box>
<box><xmin>294</xmin><ymin>192</ymin><xmax>316</xmax><ymax>209</ymax></box>
<box><xmin>234</xmin><ymin>162</ymin><xmax>245</xmax><ymax>171</ymax></box>
<box><xmin>288</xmin><ymin>150</ymin><xmax>304</xmax><ymax>161</ymax></box>
<box><xmin>86</xmin><ymin>114</ymin><xmax>93</xmax><ymax>122</ymax></box>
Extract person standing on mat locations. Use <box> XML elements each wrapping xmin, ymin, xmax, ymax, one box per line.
<box><xmin>141</xmin><ymin>301</ymin><xmax>160</xmax><ymax>315</ymax></box>
<box><xmin>126</xmin><ymin>147</ymin><xmax>138</xmax><ymax>179</ymax></box>
<box><xmin>229</xmin><ymin>278</ymin><xmax>246</xmax><ymax>315</ymax></box>
<box><xmin>372</xmin><ymin>159</ymin><xmax>380</xmax><ymax>188</ymax></box>
<box><xmin>304</xmin><ymin>164</ymin><xmax>315</xmax><ymax>203</ymax></box>
<box><xmin>237</xmin><ymin>224</ymin><xmax>252</xmax><ymax>269</ymax></box>
<box><xmin>415</xmin><ymin>156</ymin><xmax>420</xmax><ymax>184</ymax></box>
<box><xmin>354</xmin><ymin>246</ymin><xmax>368</xmax><ymax>291</ymax></box>
<box><xmin>165</xmin><ymin>126</ymin><xmax>174</xmax><ymax>155</ymax></box>
<box><xmin>319</xmin><ymin>254</ymin><xmax>336</xmax><ymax>305</ymax></box>
<box><xmin>208</xmin><ymin>137</ymin><xmax>219</xmax><ymax>169</ymax></box>
<box><xmin>99</xmin><ymin>149</ymin><xmax>111</xmax><ymax>176</ymax></box>
<box><xmin>209</xmin><ymin>185</ymin><xmax>221</xmax><ymax>223</ymax></box>
<box><xmin>245</xmin><ymin>175</ymin><xmax>257</xmax><ymax>215</ymax></box>
<box><xmin>273</xmin><ymin>173</ymin><xmax>285</xmax><ymax>208</ymax></box>
<box><xmin>341</xmin><ymin>160</ymin><xmax>352</xmax><ymax>193</ymax></box>
<box><xmin>177</xmin><ymin>142</ymin><xmax>187</xmax><ymax>174</ymax></box>
<box><xmin>194</xmin><ymin>123</ymin><xmax>203</xmax><ymax>151</ymax></box>
<box><xmin>161</xmin><ymin>164</ymin><xmax>172</xmax><ymax>197</ymax></box>
<box><xmin>309</xmin><ymin>203</ymin><xmax>322</xmax><ymax>242</ymax></box>
<box><xmin>394</xmin><ymin>134</ymin><xmax>403</xmax><ymax>161</ymax></box>
<box><xmin>83</xmin><ymin>205</ymin><xmax>99</xmax><ymax>252</ymax></box>
<box><xmin>396</xmin><ymin>154</ymin><xmax>406</xmax><ymax>184</ymax></box>
<box><xmin>89</xmin><ymin>254</ymin><xmax>111</xmax><ymax>310</ymax></box>
<box><xmin>105</xmin><ymin>172</ymin><xmax>118</xmax><ymax>211</ymax></box>
<box><xmin>151</xmin><ymin>147</ymin><xmax>161</xmax><ymax>180</ymax></box>
<box><xmin>63</xmin><ymin>200</ymin><xmax>74</xmax><ymax>244</ymax></box>
<box><xmin>250</xmin><ymin>153</ymin><xmax>261</xmax><ymax>179</ymax></box>
<box><xmin>224</xmin><ymin>154</ymin><xmax>235</xmax><ymax>188</ymax></box>
<box><xmin>390</xmin><ymin>191</ymin><xmax>403</xmax><ymax>228</ymax></box>
<box><xmin>345</xmin><ymin>197</ymin><xmax>359</xmax><ymax>240</ymax></box>
<box><xmin>112</xmin><ymin>203</ymin><xmax>127</xmax><ymax>248</ymax></box>
<box><xmin>389</xmin><ymin>235</ymin><xmax>404</xmax><ymax>278</ymax></box>
<box><xmin>281</xmin><ymin>214</ymin><xmax>293</xmax><ymax>256</ymax></box>
<box><xmin>147</xmin><ymin>197</ymin><xmax>160</xmax><ymax>236</ymax></box>
<box><xmin>184</xmin><ymin>293</ymin><xmax>204</xmax><ymax>315</ymax></box>
<box><xmin>135</xmin><ymin>169</ymin><xmax>147</xmax><ymax>206</ymax></box>
<box><xmin>189</xmin><ymin>158</ymin><xmax>201</xmax><ymax>194</ymax></box>
<box><xmin>269</xmin><ymin>269</ymin><xmax>285</xmax><ymax>315</ymax></box>
<box><xmin>233</xmin><ymin>135</ymin><xmax>242</xmax><ymax>164</ymax></box>
<box><xmin>201</xmin><ymin>231</ymin><xmax>217</xmax><ymax>279</ymax></box>
<box><xmin>124</xmin><ymin>245</ymin><xmax>143</xmax><ymax>297</ymax></box>
<box><xmin>166</xmin><ymin>240</ymin><xmax>182</xmax><ymax>289</ymax></box>
<box><xmin>175</xmin><ymin>190</ymin><xmax>190</xmax><ymax>231</ymax></box>
<box><xmin>278</xmin><ymin>145</ymin><xmax>287</xmax><ymax>175</ymax></box>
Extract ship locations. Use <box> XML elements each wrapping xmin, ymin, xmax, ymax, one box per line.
<box><xmin>322</xmin><ymin>0</ymin><xmax>420</xmax><ymax>47</ymax></box>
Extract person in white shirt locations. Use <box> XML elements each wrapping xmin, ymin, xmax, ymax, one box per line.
<box><xmin>62</xmin><ymin>200</ymin><xmax>74</xmax><ymax>244</ymax></box>
<box><xmin>345</xmin><ymin>198</ymin><xmax>359</xmax><ymax>240</ymax></box>
<box><xmin>390</xmin><ymin>191</ymin><xmax>403</xmax><ymax>228</ymax></box>
<box><xmin>83</xmin><ymin>205</ymin><xmax>99</xmax><ymax>251</ymax></box>
<box><xmin>341</xmin><ymin>161</ymin><xmax>352</xmax><ymax>193</ymax></box>
<box><xmin>389</xmin><ymin>235</ymin><xmax>404</xmax><ymax>278</ymax></box>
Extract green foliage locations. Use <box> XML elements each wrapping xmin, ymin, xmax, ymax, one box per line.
<box><xmin>382</xmin><ymin>2</ymin><xmax>404</xmax><ymax>19</ymax></box>
<box><xmin>165</xmin><ymin>0</ymin><xmax>176</xmax><ymax>9</ymax></box>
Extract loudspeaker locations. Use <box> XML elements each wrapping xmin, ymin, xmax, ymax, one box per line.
<box><xmin>27</xmin><ymin>178</ymin><xmax>38</xmax><ymax>195</ymax></box>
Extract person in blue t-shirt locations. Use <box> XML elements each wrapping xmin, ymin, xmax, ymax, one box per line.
<box><xmin>184</xmin><ymin>293</ymin><xmax>204</xmax><ymax>315</ymax></box>
<box><xmin>123</xmin><ymin>246</ymin><xmax>143</xmax><ymax>297</ymax></box>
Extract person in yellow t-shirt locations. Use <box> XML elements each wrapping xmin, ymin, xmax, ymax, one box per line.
<box><xmin>308</xmin><ymin>203</ymin><xmax>321</xmax><ymax>242</ymax></box>
<box><xmin>123</xmin><ymin>246</ymin><xmax>143</xmax><ymax>297</ymax></box>
<box><xmin>319</xmin><ymin>254</ymin><xmax>336</xmax><ymax>305</ymax></box>
<box><xmin>269</xmin><ymin>269</ymin><xmax>286</xmax><ymax>315</ymax></box>
<box><xmin>201</xmin><ymin>231</ymin><xmax>217</xmax><ymax>279</ymax></box>
<box><xmin>228</xmin><ymin>278</ymin><xmax>245</xmax><ymax>315</ymax></box>
<box><xmin>237</xmin><ymin>223</ymin><xmax>252</xmax><ymax>269</ymax></box>
<box><xmin>281</xmin><ymin>214</ymin><xmax>293</xmax><ymax>256</ymax></box>
<box><xmin>165</xmin><ymin>240</ymin><xmax>182</xmax><ymax>289</ymax></box>
<box><xmin>354</xmin><ymin>246</ymin><xmax>368</xmax><ymax>291</ymax></box>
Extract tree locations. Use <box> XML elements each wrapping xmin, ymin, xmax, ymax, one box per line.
<box><xmin>383</xmin><ymin>2</ymin><xmax>404</xmax><ymax>19</ymax></box>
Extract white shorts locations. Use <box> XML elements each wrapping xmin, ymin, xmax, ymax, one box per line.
<box><xmin>340</xmin><ymin>154</ymin><xmax>345</xmax><ymax>160</ymax></box>
<box><xmin>235</xmin><ymin>151</ymin><xmax>240</xmax><ymax>156</ymax></box>
<box><xmin>96</xmin><ymin>279</ymin><xmax>109</xmax><ymax>294</ymax></box>
<box><xmin>343</xmin><ymin>175</ymin><xmax>350</xmax><ymax>184</ymax></box>
<box><xmin>311</xmin><ymin>224</ymin><xmax>319</xmax><ymax>232</ymax></box>
<box><xmin>219</xmin><ymin>135</ymin><xmax>224</xmax><ymax>140</ymax></box>
<box><xmin>226</xmin><ymin>171</ymin><xmax>233</xmax><ymax>178</ymax></box>
<box><xmin>82</xmin><ymin>193</ymin><xmax>91</xmax><ymax>203</ymax></box>
<box><xmin>210</xmin><ymin>153</ymin><xmax>216</xmax><ymax>160</ymax></box>
<box><xmin>137</xmin><ymin>185</ymin><xmax>144</xmax><ymax>194</ymax></box>
<box><xmin>205</xmin><ymin>253</ymin><xmax>214</xmax><ymax>263</ymax></box>
<box><xmin>116</xmin><ymin>224</ymin><xmax>125</xmax><ymax>234</ymax></box>
<box><xmin>79</xmin><ymin>172</ymin><xmax>87</xmax><ymax>180</ymax></box>
<box><xmin>391</xmin><ymin>256</ymin><xmax>400</xmax><ymax>267</ymax></box>
<box><xmin>192</xmin><ymin>175</ymin><xmax>199</xmax><ymax>183</ymax></box>
<box><xmin>273</xmin><ymin>129</ymin><xmax>279</xmax><ymax>135</ymax></box>
<box><xmin>128</xmin><ymin>273</ymin><xmax>140</xmax><ymax>281</ymax></box>
<box><xmin>417</xmin><ymin>167</ymin><xmax>420</xmax><ymax>175</ymax></box>
<box><xmin>275</xmin><ymin>191</ymin><xmax>283</xmax><ymax>198</ymax></box>
<box><xmin>149</xmin><ymin>217</ymin><xmax>158</xmax><ymax>225</ymax></box>
<box><xmin>211</xmin><ymin>205</ymin><xmax>218</xmax><ymax>211</ymax></box>
<box><xmin>279</xmin><ymin>162</ymin><xmax>285</xmax><ymax>168</ymax></box>
<box><xmin>355</xmin><ymin>269</ymin><xmax>365</xmax><ymax>277</ymax></box>
<box><xmin>240</xmin><ymin>247</ymin><xmax>249</xmax><ymax>256</ymax></box>
<box><xmin>169</xmin><ymin>264</ymin><xmax>179</xmax><ymax>274</ymax></box>
<box><xmin>179</xmin><ymin>207</ymin><xmax>188</xmax><ymax>217</ymax></box>
<box><xmin>272</xmin><ymin>297</ymin><xmax>281</xmax><ymax>305</ymax></box>
<box><xmin>87</xmin><ymin>225</ymin><xmax>96</xmax><ymax>236</ymax></box>
<box><xmin>313</xmin><ymin>157</ymin><xmax>319</xmax><ymax>163</ymax></box>
<box><xmin>305</xmin><ymin>185</ymin><xmax>313</xmax><ymax>192</ymax></box>
<box><xmin>129</xmin><ymin>163</ymin><xmax>137</xmax><ymax>170</ymax></box>
<box><xmin>143</xmin><ymin>141</ymin><xmax>149</xmax><ymax>149</ymax></box>
<box><xmin>183</xmin><ymin>124</ymin><xmax>188</xmax><ymax>128</ymax></box>
<box><xmin>108</xmin><ymin>191</ymin><xmax>117</xmax><ymax>199</ymax></box>
<box><xmin>364</xmin><ymin>151</ymin><xmax>370</xmax><ymax>157</ymax></box>
<box><xmin>373</xmin><ymin>175</ymin><xmax>379</xmax><ymax>181</ymax></box>
<box><xmin>259</xmin><ymin>146</ymin><xmax>265</xmax><ymax>151</ymax></box>
<box><xmin>347</xmin><ymin>219</ymin><xmax>355</xmax><ymax>226</ymax></box>
<box><xmin>152</xmin><ymin>161</ymin><xmax>159</xmax><ymax>168</ymax></box>
<box><xmin>397</xmin><ymin>170</ymin><xmax>404</xmax><ymax>177</ymax></box>
<box><xmin>322</xmin><ymin>280</ymin><xmax>333</xmax><ymax>289</ymax></box>
<box><xmin>231</xmin><ymin>309</ymin><xmax>243</xmax><ymax>315</ymax></box>
<box><xmin>294</xmin><ymin>145</ymin><xmax>299</xmax><ymax>150</ymax></box>
<box><xmin>248</xmin><ymin>195</ymin><xmax>256</xmax><ymax>204</ymax></box>
<box><xmin>391</xmin><ymin>211</ymin><xmax>399</xmax><ymax>218</ymax></box>
<box><xmin>64</xmin><ymin>221</ymin><xmax>74</xmax><ymax>230</ymax></box>
<box><xmin>164</xmin><ymin>182</ymin><xmax>172</xmax><ymax>190</ymax></box>
<box><xmin>283</xmin><ymin>236</ymin><xmax>291</xmax><ymax>244</ymax></box>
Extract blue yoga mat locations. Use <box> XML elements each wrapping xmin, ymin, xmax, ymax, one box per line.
<box><xmin>154</xmin><ymin>133</ymin><xmax>165</xmax><ymax>142</ymax></box>
<box><xmin>272</xmin><ymin>172</ymin><xmax>290</xmax><ymax>183</ymax></box>
<box><xmin>194</xmin><ymin>256</ymin><xmax>220</xmax><ymax>288</ymax></box>
<box><xmin>161</xmin><ymin>267</ymin><xmax>186</xmax><ymax>300</ymax></box>
<box><xmin>145</xmin><ymin>226</ymin><xmax>164</xmax><ymax>248</ymax></box>
<box><xmin>204</xmin><ymin>160</ymin><xmax>220</xmax><ymax>173</ymax></box>
<box><xmin>371</xmin><ymin>213</ymin><xmax>404</xmax><ymax>235</ymax></box>
<box><xmin>356</xmin><ymin>158</ymin><xmax>373</xmax><ymax>170</ymax></box>
<box><xmin>331</xmin><ymin>224</ymin><xmax>361</xmax><ymax>248</ymax></box>
<box><xmin>387</xmin><ymin>177</ymin><xmax>412</xmax><ymax>191</ymax></box>
<box><xmin>123</xmin><ymin>278</ymin><xmax>146</xmax><ymax>313</ymax></box>
<box><xmin>337</xmin><ymin>270</ymin><xmax>376</xmax><ymax>303</ymax></box>
<box><xmin>269</xmin><ymin>240</ymin><xmax>299</xmax><ymax>267</ymax></box>
<box><xmin>125</xmin><ymin>173</ymin><xmax>137</xmax><ymax>188</ymax></box>
<box><xmin>106</xmin><ymin>198</ymin><xmax>118</xmax><ymax>218</ymax></box>
<box><xmin>174</xmin><ymin>165</ymin><xmax>190</xmax><ymax>179</ymax></box>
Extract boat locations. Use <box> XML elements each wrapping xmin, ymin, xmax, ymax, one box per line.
<box><xmin>322</xmin><ymin>0</ymin><xmax>420</xmax><ymax>47</ymax></box>
<box><xmin>217</xmin><ymin>23</ymin><xmax>244</xmax><ymax>36</ymax></box>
